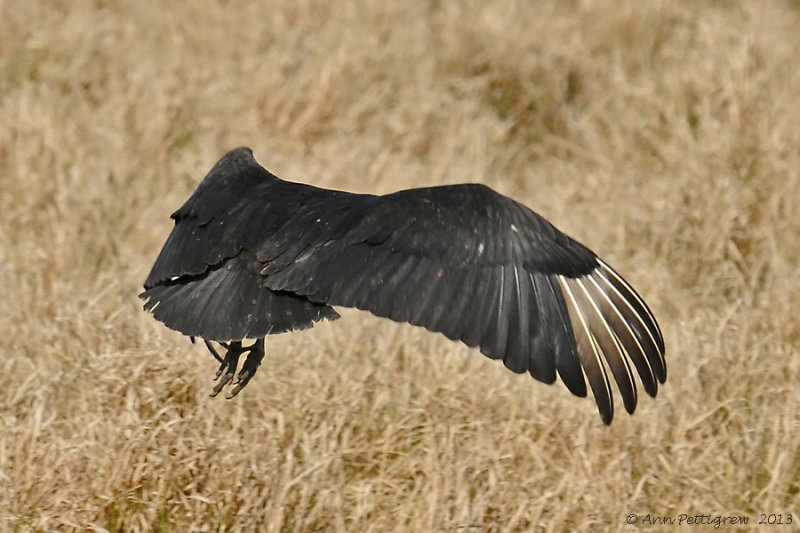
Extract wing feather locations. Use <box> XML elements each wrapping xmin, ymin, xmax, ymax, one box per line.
<box><xmin>459</xmin><ymin>267</ymin><xmax>499</xmax><ymax>348</ymax></box>
<box><xmin>142</xmin><ymin>251</ymin><xmax>338</xmax><ymax>340</ymax></box>
<box><xmin>595</xmin><ymin>260</ymin><xmax>666</xmax><ymax>388</ymax></box>
<box><xmin>502</xmin><ymin>266</ymin><xmax>531</xmax><ymax>374</ymax></box>
<box><xmin>477</xmin><ymin>265</ymin><xmax>511</xmax><ymax>361</ymax></box>
<box><xmin>558</xmin><ymin>275</ymin><xmax>614</xmax><ymax>424</ymax></box>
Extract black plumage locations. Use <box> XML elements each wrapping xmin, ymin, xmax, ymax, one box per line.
<box><xmin>141</xmin><ymin>147</ymin><xmax>666</xmax><ymax>423</ymax></box>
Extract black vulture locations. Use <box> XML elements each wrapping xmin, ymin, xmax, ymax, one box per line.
<box><xmin>141</xmin><ymin>147</ymin><xmax>665</xmax><ymax>424</ymax></box>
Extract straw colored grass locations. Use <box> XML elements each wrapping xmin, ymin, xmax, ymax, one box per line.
<box><xmin>2</xmin><ymin>0</ymin><xmax>799</xmax><ymax>530</ymax></box>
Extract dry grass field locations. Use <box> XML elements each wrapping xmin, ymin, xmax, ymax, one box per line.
<box><xmin>2</xmin><ymin>0</ymin><xmax>800</xmax><ymax>531</ymax></box>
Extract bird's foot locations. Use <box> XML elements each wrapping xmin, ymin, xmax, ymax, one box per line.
<box><xmin>228</xmin><ymin>338</ymin><xmax>265</xmax><ymax>398</ymax></box>
<box><xmin>210</xmin><ymin>341</ymin><xmax>244</xmax><ymax>397</ymax></box>
<box><xmin>209</xmin><ymin>339</ymin><xmax>265</xmax><ymax>399</ymax></box>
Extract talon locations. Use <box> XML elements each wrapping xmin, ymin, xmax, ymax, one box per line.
<box><xmin>226</xmin><ymin>384</ymin><xmax>243</xmax><ymax>399</ymax></box>
<box><xmin>211</xmin><ymin>373</ymin><xmax>233</xmax><ymax>397</ymax></box>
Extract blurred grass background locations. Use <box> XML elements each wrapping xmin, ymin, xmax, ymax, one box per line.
<box><xmin>1</xmin><ymin>0</ymin><xmax>799</xmax><ymax>530</ymax></box>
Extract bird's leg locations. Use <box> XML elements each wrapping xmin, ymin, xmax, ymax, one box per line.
<box><xmin>227</xmin><ymin>338</ymin><xmax>265</xmax><ymax>399</ymax></box>
<box><xmin>202</xmin><ymin>339</ymin><xmax>224</xmax><ymax>363</ymax></box>
<box><xmin>210</xmin><ymin>341</ymin><xmax>246</xmax><ymax>397</ymax></box>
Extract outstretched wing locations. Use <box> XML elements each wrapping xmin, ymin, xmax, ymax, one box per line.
<box><xmin>142</xmin><ymin>147</ymin><xmax>666</xmax><ymax>423</ymax></box>
<box><xmin>255</xmin><ymin>176</ymin><xmax>665</xmax><ymax>424</ymax></box>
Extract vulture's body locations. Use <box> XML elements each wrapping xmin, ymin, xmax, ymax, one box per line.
<box><xmin>142</xmin><ymin>148</ymin><xmax>665</xmax><ymax>423</ymax></box>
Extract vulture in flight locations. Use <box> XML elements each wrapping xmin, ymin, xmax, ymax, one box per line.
<box><xmin>141</xmin><ymin>147</ymin><xmax>665</xmax><ymax>424</ymax></box>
